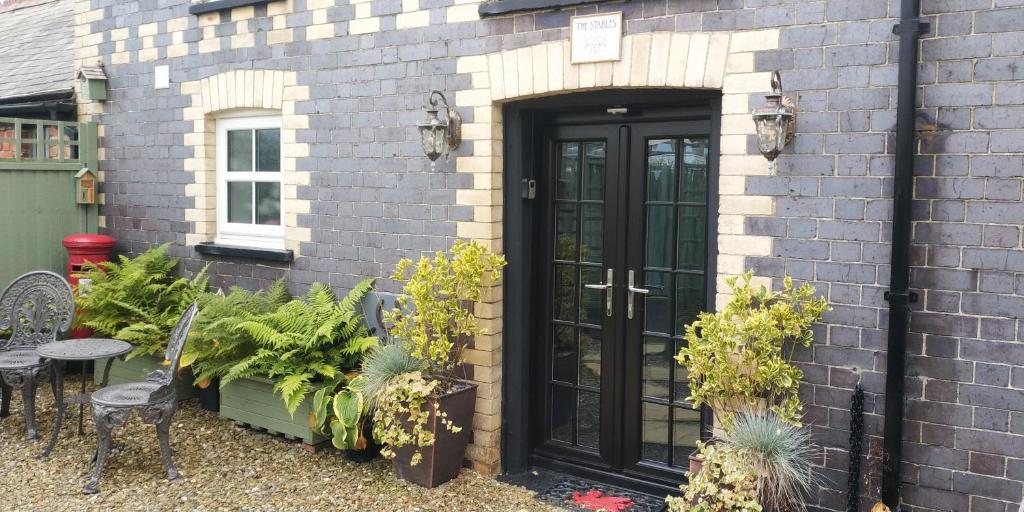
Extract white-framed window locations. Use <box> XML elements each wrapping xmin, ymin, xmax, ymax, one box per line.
<box><xmin>215</xmin><ymin>114</ymin><xmax>283</xmax><ymax>249</ymax></box>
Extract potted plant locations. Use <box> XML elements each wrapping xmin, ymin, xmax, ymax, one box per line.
<box><xmin>667</xmin><ymin>441</ymin><xmax>762</xmax><ymax>512</ymax></box>
<box><xmin>180</xmin><ymin>281</ymin><xmax>291</xmax><ymax>412</ymax></box>
<box><xmin>216</xmin><ymin>280</ymin><xmax>378</xmax><ymax>449</ymax></box>
<box><xmin>675</xmin><ymin>272</ymin><xmax>828</xmax><ymax>430</ymax></box>
<box><xmin>371</xmin><ymin>240</ymin><xmax>505</xmax><ymax>487</ymax></box>
<box><xmin>74</xmin><ymin>243</ymin><xmax>208</xmax><ymax>399</ymax></box>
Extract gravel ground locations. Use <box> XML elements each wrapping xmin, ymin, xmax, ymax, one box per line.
<box><xmin>0</xmin><ymin>376</ymin><xmax>562</xmax><ymax>512</ymax></box>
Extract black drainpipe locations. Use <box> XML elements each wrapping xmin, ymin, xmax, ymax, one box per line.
<box><xmin>881</xmin><ymin>0</ymin><xmax>928</xmax><ymax>509</ymax></box>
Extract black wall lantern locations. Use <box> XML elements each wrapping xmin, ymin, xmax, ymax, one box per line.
<box><xmin>417</xmin><ymin>91</ymin><xmax>462</xmax><ymax>166</ymax></box>
<box><xmin>751</xmin><ymin>71</ymin><xmax>796</xmax><ymax>173</ymax></box>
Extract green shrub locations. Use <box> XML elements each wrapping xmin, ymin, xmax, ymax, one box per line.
<box><xmin>181</xmin><ymin>280</ymin><xmax>291</xmax><ymax>387</ymax></box>
<box><xmin>74</xmin><ymin>243</ymin><xmax>208</xmax><ymax>360</ymax></box>
<box><xmin>221</xmin><ymin>279</ymin><xmax>378</xmax><ymax>415</ymax></box>
<box><xmin>676</xmin><ymin>272</ymin><xmax>828</xmax><ymax>426</ymax></box>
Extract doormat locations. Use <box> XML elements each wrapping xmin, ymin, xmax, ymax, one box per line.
<box><xmin>534</xmin><ymin>478</ymin><xmax>666</xmax><ymax>512</ymax></box>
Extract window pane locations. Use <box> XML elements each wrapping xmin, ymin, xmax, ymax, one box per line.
<box><xmin>579</xmin><ymin>328</ymin><xmax>601</xmax><ymax>389</ymax></box>
<box><xmin>555</xmin><ymin>203</ymin><xmax>578</xmax><ymax>261</ymax></box>
<box><xmin>255</xmin><ymin>182</ymin><xmax>280</xmax><ymax>225</ymax></box>
<box><xmin>581</xmin><ymin>142</ymin><xmax>605</xmax><ymax>200</ymax></box>
<box><xmin>672</xmin><ymin>407</ymin><xmax>702</xmax><ymax>467</ymax></box>
<box><xmin>64</xmin><ymin>125</ymin><xmax>79</xmax><ymax>142</ymax></box>
<box><xmin>577</xmin><ymin>390</ymin><xmax>600</xmax><ymax>449</ymax></box>
<box><xmin>553</xmin><ymin>264</ymin><xmax>578</xmax><ymax>322</ymax></box>
<box><xmin>550</xmin><ymin>385</ymin><xmax>575</xmax><ymax>443</ymax></box>
<box><xmin>21</xmin><ymin>124</ymin><xmax>36</xmax><ymax>140</ymax></box>
<box><xmin>227</xmin><ymin>181</ymin><xmax>253</xmax><ymax>223</ymax></box>
<box><xmin>552</xmin><ymin>325</ymin><xmax>578</xmax><ymax>385</ymax></box>
<box><xmin>642</xmin><ymin>402</ymin><xmax>670</xmax><ymax>464</ymax></box>
<box><xmin>647</xmin><ymin>139</ymin><xmax>676</xmax><ymax>202</ymax></box>
<box><xmin>256</xmin><ymin>128</ymin><xmax>280</xmax><ymax>172</ymax></box>
<box><xmin>0</xmin><ymin>121</ymin><xmax>13</xmax><ymax>137</ymax></box>
<box><xmin>556</xmin><ymin>143</ymin><xmax>579</xmax><ymax>200</ymax></box>
<box><xmin>642</xmin><ymin>337</ymin><xmax>671</xmax><ymax>400</ymax></box>
<box><xmin>228</xmin><ymin>130</ymin><xmax>252</xmax><ymax>172</ymax></box>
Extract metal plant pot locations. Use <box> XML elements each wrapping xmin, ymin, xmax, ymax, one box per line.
<box><xmin>391</xmin><ymin>382</ymin><xmax>478</xmax><ymax>488</ymax></box>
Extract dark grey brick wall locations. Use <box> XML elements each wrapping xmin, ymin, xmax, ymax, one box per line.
<box><xmin>82</xmin><ymin>0</ymin><xmax>1024</xmax><ymax>509</ymax></box>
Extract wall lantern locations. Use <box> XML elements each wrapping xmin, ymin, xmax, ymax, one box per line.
<box><xmin>751</xmin><ymin>71</ymin><xmax>796</xmax><ymax>173</ymax></box>
<box><xmin>77</xmin><ymin>64</ymin><xmax>108</xmax><ymax>102</ymax></box>
<box><xmin>417</xmin><ymin>91</ymin><xmax>461</xmax><ymax>166</ymax></box>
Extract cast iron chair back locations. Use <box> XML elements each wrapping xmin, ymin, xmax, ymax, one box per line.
<box><xmin>145</xmin><ymin>302</ymin><xmax>199</xmax><ymax>388</ymax></box>
<box><xmin>0</xmin><ymin>271</ymin><xmax>74</xmax><ymax>350</ymax></box>
<box><xmin>360</xmin><ymin>289</ymin><xmax>414</xmax><ymax>345</ymax></box>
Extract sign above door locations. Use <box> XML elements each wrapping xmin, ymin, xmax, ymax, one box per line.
<box><xmin>569</xmin><ymin>12</ymin><xmax>623</xmax><ymax>64</ymax></box>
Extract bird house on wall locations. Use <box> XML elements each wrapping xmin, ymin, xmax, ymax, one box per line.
<box><xmin>75</xmin><ymin>167</ymin><xmax>97</xmax><ymax>204</ymax></box>
<box><xmin>77</xmin><ymin>65</ymin><xmax>108</xmax><ymax>102</ymax></box>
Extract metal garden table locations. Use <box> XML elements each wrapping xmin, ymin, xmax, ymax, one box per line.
<box><xmin>35</xmin><ymin>338</ymin><xmax>132</xmax><ymax>458</ymax></box>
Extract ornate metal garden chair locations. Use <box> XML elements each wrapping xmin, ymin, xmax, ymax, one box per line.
<box><xmin>360</xmin><ymin>289</ymin><xmax>412</xmax><ymax>345</ymax></box>
<box><xmin>84</xmin><ymin>303</ymin><xmax>199</xmax><ymax>494</ymax></box>
<box><xmin>0</xmin><ymin>271</ymin><xmax>74</xmax><ymax>440</ymax></box>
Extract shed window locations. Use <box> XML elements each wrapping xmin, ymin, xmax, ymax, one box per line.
<box><xmin>216</xmin><ymin>115</ymin><xmax>283</xmax><ymax>249</ymax></box>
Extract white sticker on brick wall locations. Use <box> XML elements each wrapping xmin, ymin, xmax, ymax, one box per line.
<box><xmin>569</xmin><ymin>12</ymin><xmax>622</xmax><ymax>64</ymax></box>
<box><xmin>155</xmin><ymin>65</ymin><xmax>169</xmax><ymax>89</ymax></box>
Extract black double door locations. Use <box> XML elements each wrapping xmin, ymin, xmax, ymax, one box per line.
<box><xmin>532</xmin><ymin>111</ymin><xmax>715</xmax><ymax>488</ymax></box>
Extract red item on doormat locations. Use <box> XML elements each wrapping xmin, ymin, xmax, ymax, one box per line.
<box><xmin>571</xmin><ymin>490</ymin><xmax>634</xmax><ymax>511</ymax></box>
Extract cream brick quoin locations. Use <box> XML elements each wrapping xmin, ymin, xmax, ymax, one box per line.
<box><xmin>455</xmin><ymin>30</ymin><xmax>781</xmax><ymax>474</ymax></box>
<box><xmin>180</xmin><ymin>70</ymin><xmax>312</xmax><ymax>255</ymax></box>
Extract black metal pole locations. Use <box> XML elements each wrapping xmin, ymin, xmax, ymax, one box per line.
<box><xmin>882</xmin><ymin>0</ymin><xmax>926</xmax><ymax>509</ymax></box>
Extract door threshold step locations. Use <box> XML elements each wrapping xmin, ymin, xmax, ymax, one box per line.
<box><xmin>500</xmin><ymin>469</ymin><xmax>667</xmax><ymax>512</ymax></box>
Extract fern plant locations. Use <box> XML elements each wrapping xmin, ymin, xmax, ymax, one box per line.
<box><xmin>181</xmin><ymin>281</ymin><xmax>291</xmax><ymax>387</ymax></box>
<box><xmin>221</xmin><ymin>279</ymin><xmax>379</xmax><ymax>415</ymax></box>
<box><xmin>74</xmin><ymin>243</ymin><xmax>208</xmax><ymax>360</ymax></box>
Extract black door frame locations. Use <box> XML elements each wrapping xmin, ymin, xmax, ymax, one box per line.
<box><xmin>502</xmin><ymin>90</ymin><xmax>722</xmax><ymax>495</ymax></box>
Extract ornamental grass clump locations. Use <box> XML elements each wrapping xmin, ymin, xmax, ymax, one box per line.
<box><xmin>74</xmin><ymin>243</ymin><xmax>208</xmax><ymax>359</ymax></box>
<box><xmin>721</xmin><ymin>411</ymin><xmax>819</xmax><ymax>512</ymax></box>
<box><xmin>676</xmin><ymin>271</ymin><xmax>828</xmax><ymax>427</ymax></box>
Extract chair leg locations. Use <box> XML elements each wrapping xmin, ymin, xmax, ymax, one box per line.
<box><xmin>0</xmin><ymin>378</ymin><xmax>10</xmax><ymax>418</ymax></box>
<box><xmin>21</xmin><ymin>371</ymin><xmax>39</xmax><ymax>440</ymax></box>
<box><xmin>141</xmin><ymin>400</ymin><xmax>180</xmax><ymax>481</ymax></box>
<box><xmin>156</xmin><ymin>415</ymin><xmax>179</xmax><ymax>481</ymax></box>
<box><xmin>84</xmin><ymin>404</ymin><xmax>129</xmax><ymax>494</ymax></box>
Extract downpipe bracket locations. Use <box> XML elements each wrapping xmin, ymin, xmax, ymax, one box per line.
<box><xmin>884</xmin><ymin>291</ymin><xmax>919</xmax><ymax>305</ymax></box>
<box><xmin>892</xmin><ymin>19</ymin><xmax>931</xmax><ymax>35</ymax></box>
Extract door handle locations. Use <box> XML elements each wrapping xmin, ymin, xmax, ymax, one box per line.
<box><xmin>627</xmin><ymin>270</ymin><xmax>649</xmax><ymax>320</ymax></box>
<box><xmin>584</xmin><ymin>268</ymin><xmax>614</xmax><ymax>317</ymax></box>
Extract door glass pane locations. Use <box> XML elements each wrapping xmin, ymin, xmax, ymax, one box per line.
<box><xmin>679</xmin><ymin>138</ymin><xmax>709</xmax><ymax>203</ymax></box>
<box><xmin>255</xmin><ymin>182</ymin><xmax>280</xmax><ymax>225</ymax></box>
<box><xmin>673</xmin><ymin>340</ymin><xmax>691</xmax><ymax>403</ymax></box>
<box><xmin>256</xmin><ymin>128</ymin><xmax>280</xmax><ymax>172</ymax></box>
<box><xmin>227</xmin><ymin>181</ymin><xmax>253</xmax><ymax>223</ymax></box>
<box><xmin>675</xmin><ymin>273</ymin><xmax>704</xmax><ymax>336</ymax></box>
<box><xmin>578</xmin><ymin>390</ymin><xmax>601</xmax><ymax>449</ymax></box>
<box><xmin>553</xmin><ymin>264</ymin><xmax>578</xmax><ymax>322</ymax></box>
<box><xmin>582</xmin><ymin>142</ymin><xmax>606</xmax><ymax>200</ymax></box>
<box><xmin>21</xmin><ymin>124</ymin><xmax>36</xmax><ymax>140</ymax></box>
<box><xmin>555</xmin><ymin>204</ymin><xmax>578</xmax><ymax>261</ymax></box>
<box><xmin>552</xmin><ymin>325</ymin><xmax>578</xmax><ymax>384</ymax></box>
<box><xmin>228</xmin><ymin>130</ymin><xmax>252</xmax><ymax>172</ymax></box>
<box><xmin>644</xmin><ymin>272</ymin><xmax>672</xmax><ymax>335</ymax></box>
<box><xmin>579</xmin><ymin>267</ymin><xmax>604</xmax><ymax>326</ymax></box>
<box><xmin>642</xmin><ymin>337</ymin><xmax>671</xmax><ymax>400</ymax></box>
<box><xmin>64</xmin><ymin>125</ymin><xmax>79</xmax><ymax>142</ymax></box>
<box><xmin>642</xmin><ymin>402</ymin><xmax>670</xmax><ymax>464</ymax></box>
<box><xmin>556</xmin><ymin>142</ymin><xmax>579</xmax><ymax>200</ymax></box>
<box><xmin>645</xmin><ymin>205</ymin><xmax>673</xmax><ymax>269</ymax></box>
<box><xmin>580</xmin><ymin>203</ymin><xmax>604</xmax><ymax>263</ymax></box>
<box><xmin>551</xmin><ymin>386</ymin><xmax>575</xmax><ymax>443</ymax></box>
<box><xmin>647</xmin><ymin>139</ymin><xmax>676</xmax><ymax>202</ymax></box>
<box><xmin>671</xmin><ymin>407</ymin><xmax>702</xmax><ymax>467</ymax></box>
<box><xmin>676</xmin><ymin>206</ymin><xmax>706</xmax><ymax>270</ymax></box>
<box><xmin>579</xmin><ymin>328</ymin><xmax>602</xmax><ymax>389</ymax></box>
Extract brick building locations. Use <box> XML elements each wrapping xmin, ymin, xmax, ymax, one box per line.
<box><xmin>71</xmin><ymin>0</ymin><xmax>1024</xmax><ymax>509</ymax></box>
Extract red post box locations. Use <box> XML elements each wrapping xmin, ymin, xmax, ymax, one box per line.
<box><xmin>62</xmin><ymin>234</ymin><xmax>116</xmax><ymax>339</ymax></box>
<box><xmin>62</xmin><ymin>234</ymin><xmax>117</xmax><ymax>287</ymax></box>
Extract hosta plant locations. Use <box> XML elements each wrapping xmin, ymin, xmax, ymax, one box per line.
<box><xmin>180</xmin><ymin>281</ymin><xmax>291</xmax><ymax>387</ymax></box>
<box><xmin>74</xmin><ymin>243</ymin><xmax>208</xmax><ymax>359</ymax></box>
<box><xmin>676</xmin><ymin>271</ymin><xmax>828</xmax><ymax>426</ymax></box>
<box><xmin>668</xmin><ymin>441</ymin><xmax>761</xmax><ymax>512</ymax></box>
<box><xmin>221</xmin><ymin>279</ymin><xmax>378</xmax><ymax>415</ymax></box>
<box><xmin>311</xmin><ymin>373</ymin><xmax>367</xmax><ymax>450</ymax></box>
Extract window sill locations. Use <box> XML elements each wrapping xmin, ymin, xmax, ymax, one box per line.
<box><xmin>189</xmin><ymin>0</ymin><xmax>270</xmax><ymax>15</ymax></box>
<box><xmin>195</xmin><ymin>242</ymin><xmax>293</xmax><ymax>263</ymax></box>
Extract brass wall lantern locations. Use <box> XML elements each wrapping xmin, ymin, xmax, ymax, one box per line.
<box><xmin>417</xmin><ymin>91</ymin><xmax>462</xmax><ymax>167</ymax></box>
<box><xmin>751</xmin><ymin>71</ymin><xmax>796</xmax><ymax>173</ymax></box>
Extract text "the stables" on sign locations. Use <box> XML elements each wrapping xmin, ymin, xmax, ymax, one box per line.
<box><xmin>569</xmin><ymin>12</ymin><xmax>623</xmax><ymax>64</ymax></box>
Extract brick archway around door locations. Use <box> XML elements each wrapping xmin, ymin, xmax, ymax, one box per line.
<box><xmin>452</xmin><ymin>30</ymin><xmax>785</xmax><ymax>474</ymax></box>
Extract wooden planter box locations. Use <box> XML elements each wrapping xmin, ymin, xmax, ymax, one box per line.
<box><xmin>93</xmin><ymin>354</ymin><xmax>196</xmax><ymax>400</ymax></box>
<box><xmin>219</xmin><ymin>376</ymin><xmax>326</xmax><ymax>449</ymax></box>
